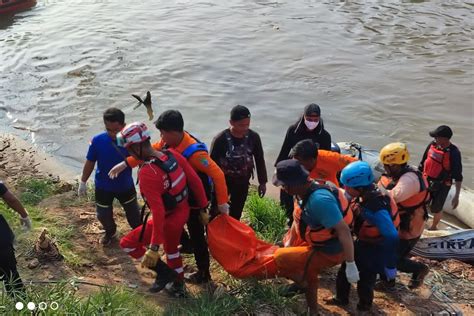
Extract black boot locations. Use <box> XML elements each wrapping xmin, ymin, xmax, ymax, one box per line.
<box><xmin>184</xmin><ymin>269</ymin><xmax>211</xmax><ymax>284</ymax></box>
<box><xmin>149</xmin><ymin>260</ymin><xmax>178</xmax><ymax>293</ymax></box>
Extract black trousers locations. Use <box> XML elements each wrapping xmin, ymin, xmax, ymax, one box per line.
<box><xmin>336</xmin><ymin>241</ymin><xmax>383</xmax><ymax>309</ymax></box>
<box><xmin>95</xmin><ymin>187</ymin><xmax>141</xmax><ymax>235</ymax></box>
<box><xmin>397</xmin><ymin>238</ymin><xmax>427</xmax><ymax>279</ymax></box>
<box><xmin>0</xmin><ymin>215</ymin><xmax>25</xmax><ymax>297</ymax></box>
<box><xmin>280</xmin><ymin>189</ymin><xmax>294</xmax><ymax>226</ymax></box>
<box><xmin>181</xmin><ymin>210</ymin><xmax>210</xmax><ymax>272</ymax></box>
<box><xmin>226</xmin><ymin>176</ymin><xmax>250</xmax><ymax>221</ymax></box>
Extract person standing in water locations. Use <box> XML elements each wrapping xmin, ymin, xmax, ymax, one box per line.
<box><xmin>418</xmin><ymin>125</ymin><xmax>463</xmax><ymax>230</ymax></box>
<box><xmin>210</xmin><ymin>105</ymin><xmax>268</xmax><ymax>220</ymax></box>
<box><xmin>275</xmin><ymin>103</ymin><xmax>332</xmax><ymax>225</ymax></box>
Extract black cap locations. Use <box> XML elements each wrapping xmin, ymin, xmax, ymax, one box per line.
<box><xmin>429</xmin><ymin>125</ymin><xmax>453</xmax><ymax>139</ymax></box>
<box><xmin>304</xmin><ymin>103</ymin><xmax>321</xmax><ymax>116</ymax></box>
<box><xmin>230</xmin><ymin>105</ymin><xmax>251</xmax><ymax>121</ymax></box>
<box><xmin>272</xmin><ymin>159</ymin><xmax>310</xmax><ymax>187</ymax></box>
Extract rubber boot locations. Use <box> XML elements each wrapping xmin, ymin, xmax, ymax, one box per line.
<box><xmin>149</xmin><ymin>260</ymin><xmax>178</xmax><ymax>293</ymax></box>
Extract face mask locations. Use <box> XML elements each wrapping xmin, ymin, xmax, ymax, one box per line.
<box><xmin>304</xmin><ymin>119</ymin><xmax>319</xmax><ymax>130</ymax></box>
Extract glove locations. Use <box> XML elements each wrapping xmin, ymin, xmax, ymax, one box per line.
<box><xmin>109</xmin><ymin>161</ymin><xmax>127</xmax><ymax>179</ymax></box>
<box><xmin>384</xmin><ymin>267</ymin><xmax>397</xmax><ymax>281</ymax></box>
<box><xmin>20</xmin><ymin>216</ymin><xmax>32</xmax><ymax>231</ymax></box>
<box><xmin>258</xmin><ymin>183</ymin><xmax>267</xmax><ymax>198</ymax></box>
<box><xmin>345</xmin><ymin>261</ymin><xmax>360</xmax><ymax>283</ymax></box>
<box><xmin>141</xmin><ymin>248</ymin><xmax>160</xmax><ymax>269</ymax></box>
<box><xmin>217</xmin><ymin>203</ymin><xmax>230</xmax><ymax>215</ymax></box>
<box><xmin>199</xmin><ymin>210</ymin><xmax>210</xmax><ymax>226</ymax></box>
<box><xmin>78</xmin><ymin>181</ymin><xmax>87</xmax><ymax>197</ymax></box>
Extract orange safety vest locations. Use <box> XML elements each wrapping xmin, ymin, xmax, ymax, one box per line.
<box><xmin>351</xmin><ymin>190</ymin><xmax>399</xmax><ymax>243</ymax></box>
<box><xmin>423</xmin><ymin>143</ymin><xmax>451</xmax><ymax>183</ymax></box>
<box><xmin>294</xmin><ymin>182</ymin><xmax>353</xmax><ymax>247</ymax></box>
<box><xmin>379</xmin><ymin>167</ymin><xmax>430</xmax><ymax>232</ymax></box>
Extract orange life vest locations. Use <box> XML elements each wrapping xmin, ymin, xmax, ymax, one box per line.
<box><xmin>294</xmin><ymin>182</ymin><xmax>354</xmax><ymax>247</ymax></box>
<box><xmin>423</xmin><ymin>143</ymin><xmax>451</xmax><ymax>183</ymax></box>
<box><xmin>351</xmin><ymin>190</ymin><xmax>399</xmax><ymax>243</ymax></box>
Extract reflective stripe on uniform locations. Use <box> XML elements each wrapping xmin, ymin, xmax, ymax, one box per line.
<box><xmin>167</xmin><ymin>252</ymin><xmax>180</xmax><ymax>260</ymax></box>
<box><xmin>171</xmin><ymin>172</ymin><xmax>185</xmax><ymax>188</ymax></box>
<box><xmin>96</xmin><ymin>202</ymin><xmax>112</xmax><ymax>208</ymax></box>
<box><xmin>122</xmin><ymin>195</ymin><xmax>137</xmax><ymax>205</ymax></box>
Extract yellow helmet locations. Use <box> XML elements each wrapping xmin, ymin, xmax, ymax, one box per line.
<box><xmin>379</xmin><ymin>142</ymin><xmax>410</xmax><ymax>165</ymax></box>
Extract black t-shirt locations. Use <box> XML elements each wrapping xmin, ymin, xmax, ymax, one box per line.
<box><xmin>210</xmin><ymin>129</ymin><xmax>268</xmax><ymax>184</ymax></box>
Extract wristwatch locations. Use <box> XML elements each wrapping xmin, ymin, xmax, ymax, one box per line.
<box><xmin>148</xmin><ymin>244</ymin><xmax>159</xmax><ymax>251</ymax></box>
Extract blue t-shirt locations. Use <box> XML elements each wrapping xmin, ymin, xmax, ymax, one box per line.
<box><xmin>86</xmin><ymin>132</ymin><xmax>134</xmax><ymax>193</ymax></box>
<box><xmin>301</xmin><ymin>189</ymin><xmax>343</xmax><ymax>253</ymax></box>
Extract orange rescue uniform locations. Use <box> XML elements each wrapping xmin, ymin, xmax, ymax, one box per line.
<box><xmin>309</xmin><ymin>150</ymin><xmax>357</xmax><ymax>187</ymax></box>
<box><xmin>126</xmin><ymin>132</ymin><xmax>229</xmax><ymax>205</ymax></box>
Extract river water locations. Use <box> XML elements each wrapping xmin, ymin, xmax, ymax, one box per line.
<box><xmin>1</xmin><ymin>0</ymin><xmax>473</xmax><ymax>187</ymax></box>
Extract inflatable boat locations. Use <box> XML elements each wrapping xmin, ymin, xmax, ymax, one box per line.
<box><xmin>0</xmin><ymin>0</ymin><xmax>36</xmax><ymax>15</ymax></box>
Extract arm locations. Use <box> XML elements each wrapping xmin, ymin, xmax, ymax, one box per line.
<box><xmin>418</xmin><ymin>143</ymin><xmax>431</xmax><ymax>172</ymax></box>
<box><xmin>450</xmin><ymin>148</ymin><xmax>463</xmax><ymax>209</ymax></box>
<box><xmin>2</xmin><ymin>191</ymin><xmax>28</xmax><ymax>218</ymax></box>
<box><xmin>275</xmin><ymin>127</ymin><xmax>293</xmax><ymax>166</ymax></box>
<box><xmin>253</xmin><ymin>132</ymin><xmax>268</xmax><ymax>185</ymax></box>
<box><xmin>209</xmin><ymin>133</ymin><xmax>224</xmax><ymax>163</ymax></box>
<box><xmin>80</xmin><ymin>160</ymin><xmax>95</xmax><ymax>183</ymax></box>
<box><xmin>333</xmin><ymin>220</ymin><xmax>354</xmax><ymax>262</ymax></box>
<box><xmin>362</xmin><ymin>209</ymin><xmax>399</xmax><ymax>268</ymax></box>
<box><xmin>318</xmin><ymin>130</ymin><xmax>332</xmax><ymax>151</ymax></box>
<box><xmin>337</xmin><ymin>153</ymin><xmax>358</xmax><ymax>171</ymax></box>
<box><xmin>171</xmin><ymin>149</ymin><xmax>208</xmax><ymax>209</ymax></box>
<box><xmin>389</xmin><ymin>173</ymin><xmax>420</xmax><ymax>203</ymax></box>
<box><xmin>189</xmin><ymin>152</ymin><xmax>229</xmax><ymax>205</ymax></box>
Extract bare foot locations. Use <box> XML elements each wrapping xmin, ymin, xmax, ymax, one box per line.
<box><xmin>428</xmin><ymin>226</ymin><xmax>438</xmax><ymax>231</ymax></box>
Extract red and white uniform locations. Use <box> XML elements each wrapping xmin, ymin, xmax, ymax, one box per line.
<box><xmin>120</xmin><ymin>148</ymin><xmax>208</xmax><ymax>278</ymax></box>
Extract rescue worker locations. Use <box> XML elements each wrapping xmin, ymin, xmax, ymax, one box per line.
<box><xmin>327</xmin><ymin>161</ymin><xmax>399</xmax><ymax>312</ymax></box>
<box><xmin>290</xmin><ymin>139</ymin><xmax>357</xmax><ymax>187</ymax></box>
<box><xmin>117</xmin><ymin>122</ymin><xmax>208</xmax><ymax>297</ymax></box>
<box><xmin>273</xmin><ymin>159</ymin><xmax>359</xmax><ymax>315</ymax></box>
<box><xmin>0</xmin><ymin>180</ymin><xmax>31</xmax><ymax>298</ymax></box>
<box><xmin>210</xmin><ymin>105</ymin><xmax>268</xmax><ymax>220</ymax></box>
<box><xmin>418</xmin><ymin>125</ymin><xmax>463</xmax><ymax>230</ymax></box>
<box><xmin>109</xmin><ymin>110</ymin><xmax>229</xmax><ymax>284</ymax></box>
<box><xmin>379</xmin><ymin>142</ymin><xmax>430</xmax><ymax>289</ymax></box>
<box><xmin>79</xmin><ymin>108</ymin><xmax>141</xmax><ymax>245</ymax></box>
<box><xmin>275</xmin><ymin>103</ymin><xmax>332</xmax><ymax>224</ymax></box>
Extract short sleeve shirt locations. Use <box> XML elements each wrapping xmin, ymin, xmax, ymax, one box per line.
<box><xmin>86</xmin><ymin>132</ymin><xmax>134</xmax><ymax>193</ymax></box>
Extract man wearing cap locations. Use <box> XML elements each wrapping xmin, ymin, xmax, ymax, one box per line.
<box><xmin>273</xmin><ymin>159</ymin><xmax>359</xmax><ymax>314</ymax></box>
<box><xmin>275</xmin><ymin>103</ymin><xmax>332</xmax><ymax>225</ymax></box>
<box><xmin>210</xmin><ymin>105</ymin><xmax>268</xmax><ymax>220</ymax></box>
<box><xmin>419</xmin><ymin>125</ymin><xmax>463</xmax><ymax>230</ymax></box>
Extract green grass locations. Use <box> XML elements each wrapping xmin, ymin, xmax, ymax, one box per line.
<box><xmin>243</xmin><ymin>191</ymin><xmax>287</xmax><ymax>244</ymax></box>
<box><xmin>17</xmin><ymin>178</ymin><xmax>58</xmax><ymax>205</ymax></box>
<box><xmin>0</xmin><ymin>282</ymin><xmax>161</xmax><ymax>315</ymax></box>
<box><xmin>164</xmin><ymin>278</ymin><xmax>299</xmax><ymax>316</ymax></box>
<box><xmin>0</xmin><ymin>180</ymin><xmax>85</xmax><ymax>266</ymax></box>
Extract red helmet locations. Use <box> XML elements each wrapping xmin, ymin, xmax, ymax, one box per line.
<box><xmin>117</xmin><ymin>122</ymin><xmax>151</xmax><ymax>148</ymax></box>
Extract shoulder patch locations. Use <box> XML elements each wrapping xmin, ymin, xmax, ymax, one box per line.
<box><xmin>199</xmin><ymin>157</ymin><xmax>209</xmax><ymax>167</ymax></box>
